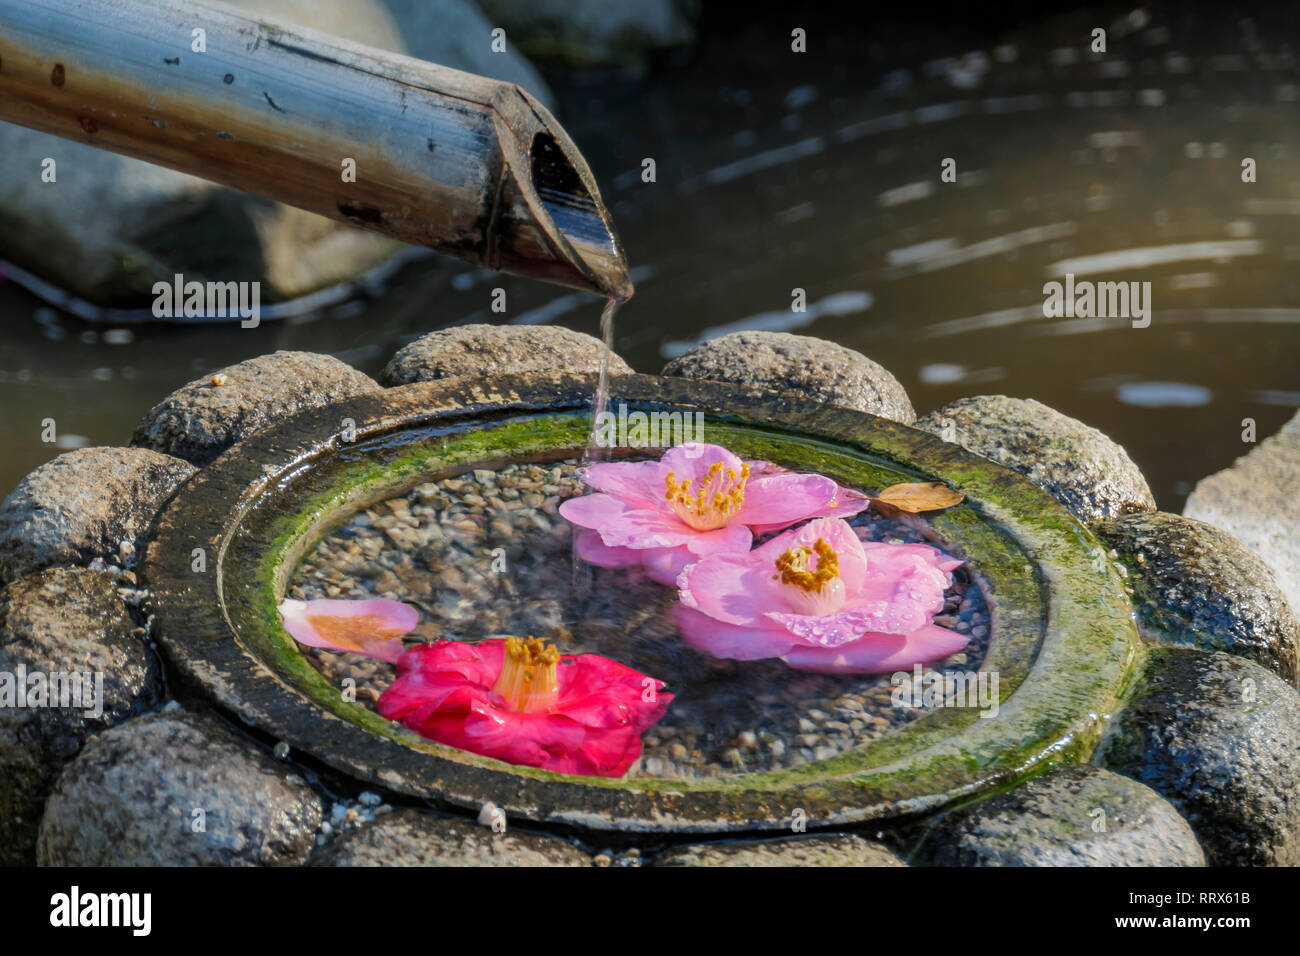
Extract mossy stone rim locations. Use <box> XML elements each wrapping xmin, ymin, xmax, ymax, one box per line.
<box><xmin>143</xmin><ymin>373</ymin><xmax>1139</xmax><ymax>834</ymax></box>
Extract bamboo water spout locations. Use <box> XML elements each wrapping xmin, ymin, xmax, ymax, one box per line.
<box><xmin>0</xmin><ymin>0</ymin><xmax>632</xmax><ymax>299</ymax></box>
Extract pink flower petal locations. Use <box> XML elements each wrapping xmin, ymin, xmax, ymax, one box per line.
<box><xmin>854</xmin><ymin>542</ymin><xmax>956</xmax><ymax>618</ymax></box>
<box><xmin>573</xmin><ymin>529</ymin><xmax>647</xmax><ymax>569</ymax></box>
<box><xmin>558</xmin><ymin>654</ymin><xmax>673</xmax><ymax>729</ymax></box>
<box><xmin>764</xmin><ymin>600</ymin><xmax>932</xmax><ymax>647</ymax></box>
<box><xmin>735</xmin><ymin>472</ymin><xmax>837</xmax><ymax>532</ymax></box>
<box><xmin>820</xmin><ymin>486</ymin><xmax>873</xmax><ymax>522</ymax></box>
<box><xmin>677</xmin><ymin>551</ymin><xmax>787</xmax><ymax>625</ymax></box>
<box><xmin>573</xmin><ymin>723</ymin><xmax>651</xmax><ymax>777</ymax></box>
<box><xmin>781</xmin><ymin>624</ymin><xmax>969</xmax><ymax>674</ymax></box>
<box><xmin>557</xmin><ymin>492</ymin><xmax>634</xmax><ymax>530</ymax></box>
<box><xmin>662</xmin><ymin>442</ymin><xmax>745</xmax><ymax>480</ymax></box>
<box><xmin>862</xmin><ymin>540</ymin><xmax>964</xmax><ymax>574</ymax></box>
<box><xmin>672</xmin><ymin>605</ymin><xmax>798</xmax><ymax>660</ymax></box>
<box><xmin>642</xmin><ymin>546</ymin><xmax>696</xmax><ymax>586</ymax></box>
<box><xmin>741</xmin><ymin>460</ymin><xmax>872</xmax><ymax>533</ymax></box>
<box><xmin>579</xmin><ymin>459</ymin><xmax>670</xmax><ymax>510</ymax></box>
<box><xmin>682</xmin><ymin>521</ymin><xmax>753</xmax><ymax>556</ymax></box>
<box><xmin>278</xmin><ymin>598</ymin><xmax>417</xmax><ymax>662</ymax></box>
<box><xmin>595</xmin><ymin>508</ymin><xmax>700</xmax><ymax>549</ymax></box>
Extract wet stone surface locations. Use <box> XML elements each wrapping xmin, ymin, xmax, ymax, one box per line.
<box><xmin>915</xmin><ymin>395</ymin><xmax>1156</xmax><ymax>524</ymax></box>
<box><xmin>1185</xmin><ymin>408</ymin><xmax>1300</xmax><ymax>619</ymax></box>
<box><xmin>287</xmin><ymin>459</ymin><xmax>990</xmax><ymax>779</ymax></box>
<box><xmin>662</xmin><ymin>331</ymin><xmax>916</xmax><ymax>423</ymax></box>
<box><xmin>654</xmin><ymin>833</ymin><xmax>906</xmax><ymax>866</ymax></box>
<box><xmin>918</xmin><ymin>764</ymin><xmax>1205</xmax><ymax>867</ymax></box>
<box><xmin>311</xmin><ymin>808</ymin><xmax>591</xmax><ymax>866</ymax></box>
<box><xmin>0</xmin><ymin>567</ymin><xmax>162</xmax><ymax>865</ymax></box>
<box><xmin>1098</xmin><ymin>511</ymin><xmax>1300</xmax><ymax>684</ymax></box>
<box><xmin>1100</xmin><ymin>647</ymin><xmax>1300</xmax><ymax>867</ymax></box>
<box><xmin>37</xmin><ymin>710</ymin><xmax>322</xmax><ymax>866</ymax></box>
<box><xmin>0</xmin><ymin>446</ymin><xmax>195</xmax><ymax>584</ymax></box>
<box><xmin>381</xmin><ymin>324</ymin><xmax>631</xmax><ymax>386</ymax></box>
<box><xmin>131</xmin><ymin>350</ymin><xmax>380</xmax><ymax>466</ymax></box>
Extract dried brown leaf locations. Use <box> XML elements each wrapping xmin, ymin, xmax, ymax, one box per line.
<box><xmin>874</xmin><ymin>481</ymin><xmax>965</xmax><ymax>514</ymax></box>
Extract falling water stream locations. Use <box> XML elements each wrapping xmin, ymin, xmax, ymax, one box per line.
<box><xmin>585</xmin><ymin>298</ymin><xmax>620</xmax><ymax>464</ymax></box>
<box><xmin>573</xmin><ymin>296</ymin><xmax>621</xmax><ymax>589</ymax></box>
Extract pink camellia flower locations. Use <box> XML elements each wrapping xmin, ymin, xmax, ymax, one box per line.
<box><xmin>560</xmin><ymin>442</ymin><xmax>870</xmax><ymax>585</ymax></box>
<box><xmin>377</xmin><ymin>637</ymin><xmax>672</xmax><ymax>777</ymax></box>
<box><xmin>674</xmin><ymin>517</ymin><xmax>968</xmax><ymax>674</ymax></box>
<box><xmin>742</xmin><ymin>459</ymin><xmax>872</xmax><ymax>535</ymax></box>
<box><xmin>278</xmin><ymin>597</ymin><xmax>419</xmax><ymax>663</ymax></box>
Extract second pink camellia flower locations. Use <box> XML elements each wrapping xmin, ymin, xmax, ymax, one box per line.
<box><xmin>674</xmin><ymin>517</ymin><xmax>968</xmax><ymax>674</ymax></box>
<box><xmin>377</xmin><ymin>637</ymin><xmax>673</xmax><ymax>777</ymax></box>
<box><xmin>560</xmin><ymin>442</ymin><xmax>869</xmax><ymax>585</ymax></box>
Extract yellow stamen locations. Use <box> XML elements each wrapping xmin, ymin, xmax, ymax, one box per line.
<box><xmin>664</xmin><ymin>461</ymin><xmax>750</xmax><ymax>530</ymax></box>
<box><xmin>492</xmin><ymin>636</ymin><xmax>561</xmax><ymax>713</ymax></box>
<box><xmin>774</xmin><ymin>537</ymin><xmax>840</xmax><ymax>593</ymax></box>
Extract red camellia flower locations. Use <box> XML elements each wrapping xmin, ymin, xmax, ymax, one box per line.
<box><xmin>377</xmin><ymin>636</ymin><xmax>673</xmax><ymax>777</ymax></box>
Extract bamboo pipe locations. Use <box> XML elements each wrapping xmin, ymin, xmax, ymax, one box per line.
<box><xmin>0</xmin><ymin>0</ymin><xmax>633</xmax><ymax>300</ymax></box>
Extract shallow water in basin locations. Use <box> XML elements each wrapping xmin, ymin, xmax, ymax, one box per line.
<box><xmin>286</xmin><ymin>457</ymin><xmax>990</xmax><ymax>779</ymax></box>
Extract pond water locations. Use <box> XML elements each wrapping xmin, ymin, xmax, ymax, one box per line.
<box><xmin>285</xmin><ymin>457</ymin><xmax>990</xmax><ymax>779</ymax></box>
<box><xmin>2</xmin><ymin>2</ymin><xmax>1297</xmax><ymax>513</ymax></box>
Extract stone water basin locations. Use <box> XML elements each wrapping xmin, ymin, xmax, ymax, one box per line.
<box><xmin>143</xmin><ymin>373</ymin><xmax>1139</xmax><ymax>834</ymax></box>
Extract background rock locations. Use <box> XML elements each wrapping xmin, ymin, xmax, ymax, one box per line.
<box><xmin>0</xmin><ymin>568</ymin><xmax>161</xmax><ymax>865</ymax></box>
<box><xmin>918</xmin><ymin>764</ymin><xmax>1205</xmax><ymax>866</ymax></box>
<box><xmin>475</xmin><ymin>0</ymin><xmax>696</xmax><ymax>69</ymax></box>
<box><xmin>915</xmin><ymin>395</ymin><xmax>1156</xmax><ymax>523</ymax></box>
<box><xmin>1098</xmin><ymin>512</ymin><xmax>1299</xmax><ymax>683</ymax></box>
<box><xmin>0</xmin><ymin>0</ymin><xmax>552</xmax><ymax>307</ymax></box>
<box><xmin>661</xmin><ymin>331</ymin><xmax>916</xmax><ymax>422</ymax></box>
<box><xmin>382</xmin><ymin>0</ymin><xmax>554</xmax><ymax>99</ymax></box>
<box><xmin>38</xmin><ymin>710</ymin><xmax>321</xmax><ymax>866</ymax></box>
<box><xmin>1185</xmin><ymin>409</ymin><xmax>1300</xmax><ymax>620</ymax></box>
<box><xmin>654</xmin><ymin>833</ymin><xmax>906</xmax><ymax>866</ymax></box>
<box><xmin>0</xmin><ymin>447</ymin><xmax>195</xmax><ymax>584</ymax></box>
<box><xmin>132</xmin><ymin>350</ymin><xmax>380</xmax><ymax>466</ymax></box>
<box><xmin>311</xmin><ymin>808</ymin><xmax>590</xmax><ymax>866</ymax></box>
<box><xmin>381</xmin><ymin>324</ymin><xmax>631</xmax><ymax>385</ymax></box>
<box><xmin>1100</xmin><ymin>647</ymin><xmax>1300</xmax><ymax>866</ymax></box>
